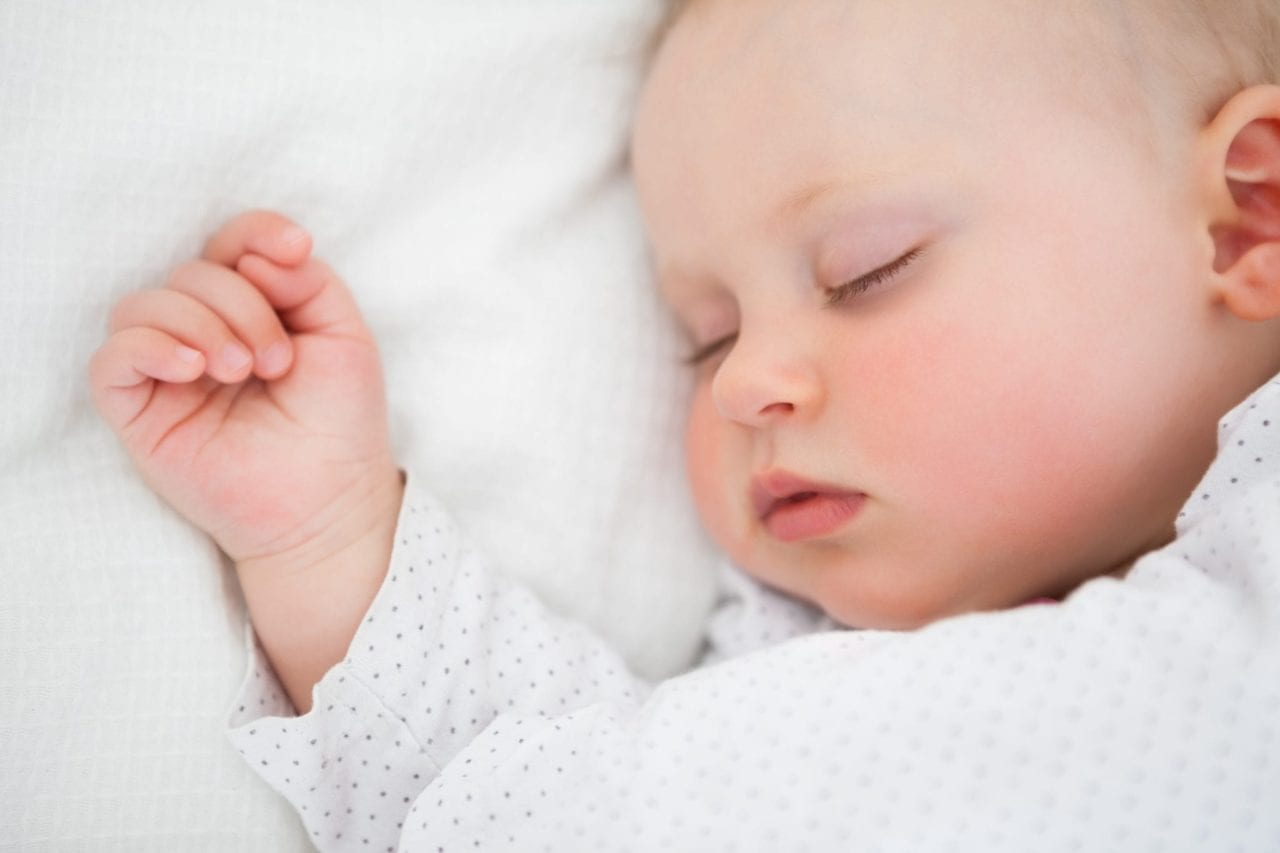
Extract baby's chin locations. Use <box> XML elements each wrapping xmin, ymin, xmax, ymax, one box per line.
<box><xmin>819</xmin><ymin>595</ymin><xmax>965</xmax><ymax>633</ymax></box>
<box><xmin>736</xmin><ymin>545</ymin><xmax>1049</xmax><ymax>631</ymax></box>
<box><xmin>725</xmin><ymin>547</ymin><xmax>932</xmax><ymax>631</ymax></box>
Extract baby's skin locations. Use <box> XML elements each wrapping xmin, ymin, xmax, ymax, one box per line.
<box><xmin>89</xmin><ymin>211</ymin><xmax>403</xmax><ymax>711</ymax></box>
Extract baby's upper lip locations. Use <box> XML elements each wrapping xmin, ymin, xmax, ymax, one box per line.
<box><xmin>750</xmin><ymin>469</ymin><xmax>864</xmax><ymax>520</ymax></box>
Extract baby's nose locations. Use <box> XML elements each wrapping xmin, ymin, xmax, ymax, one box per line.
<box><xmin>710</xmin><ymin>335</ymin><xmax>822</xmax><ymax>427</ymax></box>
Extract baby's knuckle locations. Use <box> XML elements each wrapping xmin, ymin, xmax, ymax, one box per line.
<box><xmin>311</xmin><ymin>259</ymin><xmax>337</xmax><ymax>286</ymax></box>
<box><xmin>235</xmin><ymin>208</ymin><xmax>287</xmax><ymax>236</ymax></box>
<box><xmin>165</xmin><ymin>259</ymin><xmax>210</xmax><ymax>294</ymax></box>
<box><xmin>88</xmin><ymin>333</ymin><xmax>128</xmax><ymax>380</ymax></box>
<box><xmin>233</xmin><ymin>312</ymin><xmax>270</xmax><ymax>342</ymax></box>
<box><xmin>108</xmin><ymin>291</ymin><xmax>146</xmax><ymax>330</ymax></box>
<box><xmin>86</xmin><ymin>343</ymin><xmax>109</xmax><ymax>377</ymax></box>
<box><xmin>242</xmin><ymin>207</ymin><xmax>281</xmax><ymax>223</ymax></box>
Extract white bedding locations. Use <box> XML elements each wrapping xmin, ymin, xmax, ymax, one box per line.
<box><xmin>0</xmin><ymin>2</ymin><xmax>721</xmax><ymax>848</ymax></box>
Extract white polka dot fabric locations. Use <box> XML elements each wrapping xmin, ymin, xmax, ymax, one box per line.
<box><xmin>230</xmin><ymin>376</ymin><xmax>1280</xmax><ymax>851</ymax></box>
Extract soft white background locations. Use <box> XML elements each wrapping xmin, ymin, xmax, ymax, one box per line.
<box><xmin>0</xmin><ymin>2</ymin><xmax>722</xmax><ymax>848</ymax></box>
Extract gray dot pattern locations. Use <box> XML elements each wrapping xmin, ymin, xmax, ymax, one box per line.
<box><xmin>228</xmin><ymin>377</ymin><xmax>1280</xmax><ymax>851</ymax></box>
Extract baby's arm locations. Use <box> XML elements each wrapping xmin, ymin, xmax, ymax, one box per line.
<box><xmin>228</xmin><ymin>476</ymin><xmax>657</xmax><ymax>844</ymax></box>
<box><xmin>89</xmin><ymin>211</ymin><xmax>403</xmax><ymax>712</ymax></box>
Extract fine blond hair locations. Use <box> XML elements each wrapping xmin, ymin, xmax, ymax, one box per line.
<box><xmin>1097</xmin><ymin>1</ymin><xmax>1280</xmax><ymax>126</ymax></box>
<box><xmin>654</xmin><ymin>0</ymin><xmax>1280</xmax><ymax>125</ymax></box>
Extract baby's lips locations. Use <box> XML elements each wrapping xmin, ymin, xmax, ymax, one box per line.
<box><xmin>750</xmin><ymin>468</ymin><xmax>863</xmax><ymax>519</ymax></box>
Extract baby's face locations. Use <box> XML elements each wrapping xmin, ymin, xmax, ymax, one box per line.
<box><xmin>632</xmin><ymin>0</ymin><xmax>1247</xmax><ymax>628</ymax></box>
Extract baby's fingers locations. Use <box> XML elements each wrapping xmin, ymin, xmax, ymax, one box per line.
<box><xmin>88</xmin><ymin>327</ymin><xmax>206</xmax><ymax>429</ymax></box>
<box><xmin>202</xmin><ymin>210</ymin><xmax>312</xmax><ymax>270</ymax></box>
<box><xmin>109</xmin><ymin>287</ymin><xmax>263</xmax><ymax>384</ymax></box>
<box><xmin>160</xmin><ymin>261</ymin><xmax>294</xmax><ymax>379</ymax></box>
<box><xmin>237</xmin><ymin>254</ymin><xmax>370</xmax><ymax>340</ymax></box>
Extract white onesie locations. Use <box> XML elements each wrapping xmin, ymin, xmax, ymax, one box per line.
<box><xmin>229</xmin><ymin>374</ymin><xmax>1280</xmax><ymax>852</ymax></box>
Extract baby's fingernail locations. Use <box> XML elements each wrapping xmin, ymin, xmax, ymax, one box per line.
<box><xmin>175</xmin><ymin>344</ymin><xmax>202</xmax><ymax>364</ymax></box>
<box><xmin>221</xmin><ymin>342</ymin><xmax>252</xmax><ymax>372</ymax></box>
<box><xmin>281</xmin><ymin>225</ymin><xmax>309</xmax><ymax>247</ymax></box>
<box><xmin>259</xmin><ymin>342</ymin><xmax>290</xmax><ymax>375</ymax></box>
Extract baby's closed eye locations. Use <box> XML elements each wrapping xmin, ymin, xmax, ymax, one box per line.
<box><xmin>684</xmin><ymin>333</ymin><xmax>738</xmax><ymax>367</ymax></box>
<box><xmin>823</xmin><ymin>247</ymin><xmax>924</xmax><ymax>308</ymax></box>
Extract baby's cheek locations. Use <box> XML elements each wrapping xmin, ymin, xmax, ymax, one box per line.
<box><xmin>847</xmin><ymin>314</ymin><xmax>1107</xmax><ymax>538</ymax></box>
<box><xmin>685</xmin><ymin>387</ymin><xmax>738</xmax><ymax>547</ymax></box>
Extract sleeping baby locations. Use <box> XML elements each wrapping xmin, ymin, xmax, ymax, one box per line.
<box><xmin>89</xmin><ymin>0</ymin><xmax>1280</xmax><ymax>849</ymax></box>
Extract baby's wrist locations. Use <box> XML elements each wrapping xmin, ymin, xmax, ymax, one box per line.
<box><xmin>232</xmin><ymin>466</ymin><xmax>405</xmax><ymax>577</ymax></box>
<box><xmin>233</xmin><ymin>465</ymin><xmax>406</xmax><ymax>713</ymax></box>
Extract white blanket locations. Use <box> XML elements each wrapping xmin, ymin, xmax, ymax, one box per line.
<box><xmin>0</xmin><ymin>2</ymin><xmax>720</xmax><ymax>848</ymax></box>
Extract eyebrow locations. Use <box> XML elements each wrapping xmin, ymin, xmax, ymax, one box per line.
<box><xmin>658</xmin><ymin>173</ymin><xmax>899</xmax><ymax>296</ymax></box>
<box><xmin>769</xmin><ymin>174</ymin><xmax>893</xmax><ymax>229</ymax></box>
<box><xmin>772</xmin><ymin>179</ymin><xmax>845</xmax><ymax>224</ymax></box>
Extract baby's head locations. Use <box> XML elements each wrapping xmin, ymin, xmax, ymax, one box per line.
<box><xmin>632</xmin><ymin>0</ymin><xmax>1280</xmax><ymax>628</ymax></box>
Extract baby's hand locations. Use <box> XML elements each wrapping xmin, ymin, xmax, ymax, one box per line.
<box><xmin>90</xmin><ymin>211</ymin><xmax>401</xmax><ymax>570</ymax></box>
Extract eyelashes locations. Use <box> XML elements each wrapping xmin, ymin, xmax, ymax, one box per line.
<box><xmin>681</xmin><ymin>246</ymin><xmax>924</xmax><ymax>367</ymax></box>
<box><xmin>824</xmin><ymin>246</ymin><xmax>922</xmax><ymax>307</ymax></box>
<box><xmin>683</xmin><ymin>332</ymin><xmax>738</xmax><ymax>367</ymax></box>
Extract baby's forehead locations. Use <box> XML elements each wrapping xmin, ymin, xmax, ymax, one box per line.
<box><xmin>660</xmin><ymin>1</ymin><xmax>1114</xmax><ymax>93</ymax></box>
<box><xmin>645</xmin><ymin>1</ymin><xmax>1122</xmax><ymax>135</ymax></box>
<box><xmin>643</xmin><ymin>0</ymin><xmax>1191</xmax><ymax>173</ymax></box>
<box><xmin>633</xmin><ymin>0</ymin><xmax>1200</xmax><ymax>288</ymax></box>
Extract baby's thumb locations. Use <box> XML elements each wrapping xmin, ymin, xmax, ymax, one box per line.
<box><xmin>236</xmin><ymin>254</ymin><xmax>372</xmax><ymax>340</ymax></box>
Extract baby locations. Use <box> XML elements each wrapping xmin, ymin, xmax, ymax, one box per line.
<box><xmin>90</xmin><ymin>0</ymin><xmax>1280</xmax><ymax>849</ymax></box>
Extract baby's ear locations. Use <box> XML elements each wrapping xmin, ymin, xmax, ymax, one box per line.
<box><xmin>1200</xmin><ymin>85</ymin><xmax>1280</xmax><ymax>321</ymax></box>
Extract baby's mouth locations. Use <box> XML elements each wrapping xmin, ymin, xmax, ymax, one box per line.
<box><xmin>774</xmin><ymin>491</ymin><xmax>820</xmax><ymax>510</ymax></box>
<box><xmin>751</xmin><ymin>471</ymin><xmax>867</xmax><ymax>543</ymax></box>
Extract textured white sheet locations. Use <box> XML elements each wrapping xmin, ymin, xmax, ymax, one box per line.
<box><xmin>0</xmin><ymin>2</ymin><xmax>721</xmax><ymax>848</ymax></box>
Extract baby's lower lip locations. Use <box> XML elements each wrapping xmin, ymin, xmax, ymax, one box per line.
<box><xmin>762</xmin><ymin>493</ymin><xmax>866</xmax><ymax>542</ymax></box>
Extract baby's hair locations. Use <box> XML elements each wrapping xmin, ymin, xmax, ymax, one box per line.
<box><xmin>652</xmin><ymin>0</ymin><xmax>1280</xmax><ymax>128</ymax></box>
<box><xmin>1103</xmin><ymin>0</ymin><xmax>1280</xmax><ymax>122</ymax></box>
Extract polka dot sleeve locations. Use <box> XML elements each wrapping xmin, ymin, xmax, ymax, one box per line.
<box><xmin>226</xmin><ymin>480</ymin><xmax>654</xmax><ymax>850</ymax></box>
<box><xmin>226</xmin><ymin>376</ymin><xmax>1280</xmax><ymax>851</ymax></box>
<box><xmin>697</xmin><ymin>558</ymin><xmax>838</xmax><ymax>666</ymax></box>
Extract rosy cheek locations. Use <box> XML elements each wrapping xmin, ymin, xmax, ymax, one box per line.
<box><xmin>685</xmin><ymin>384</ymin><xmax>736</xmax><ymax>546</ymax></box>
<box><xmin>838</xmin><ymin>303</ymin><xmax>1076</xmax><ymax>521</ymax></box>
